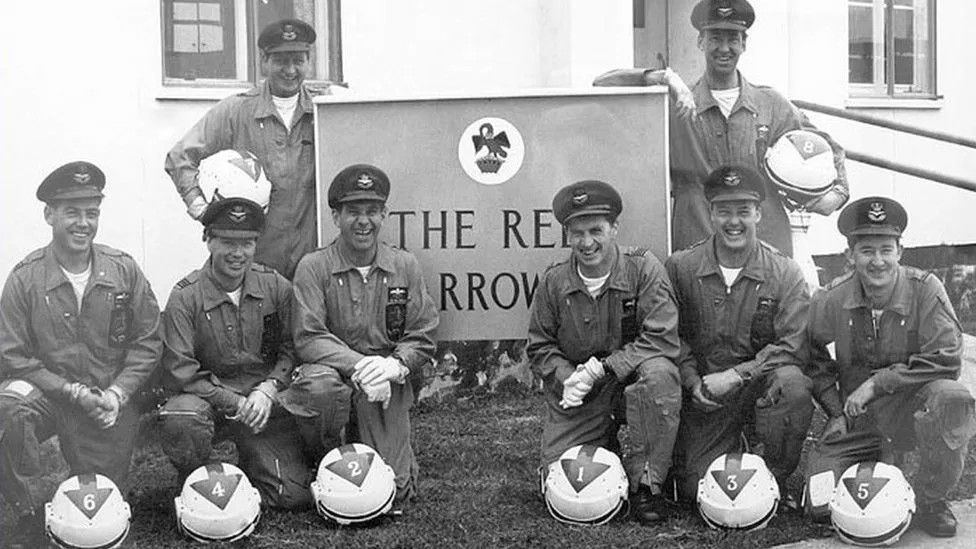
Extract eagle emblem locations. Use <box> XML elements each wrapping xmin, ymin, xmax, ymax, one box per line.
<box><xmin>867</xmin><ymin>202</ymin><xmax>886</xmax><ymax>223</ymax></box>
<box><xmin>357</xmin><ymin>174</ymin><xmax>374</xmax><ymax>190</ymax></box>
<box><xmin>572</xmin><ymin>190</ymin><xmax>589</xmax><ymax>207</ymax></box>
<box><xmin>282</xmin><ymin>24</ymin><xmax>297</xmax><ymax>41</ymax></box>
<box><xmin>228</xmin><ymin>206</ymin><xmax>248</xmax><ymax>223</ymax></box>
<box><xmin>723</xmin><ymin>171</ymin><xmax>741</xmax><ymax>186</ymax></box>
<box><xmin>73</xmin><ymin>168</ymin><xmax>91</xmax><ymax>185</ymax></box>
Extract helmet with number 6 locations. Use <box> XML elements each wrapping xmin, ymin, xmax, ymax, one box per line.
<box><xmin>764</xmin><ymin>129</ymin><xmax>838</xmax><ymax>206</ymax></box>
<box><xmin>174</xmin><ymin>462</ymin><xmax>262</xmax><ymax>543</ymax></box>
<box><xmin>544</xmin><ymin>444</ymin><xmax>628</xmax><ymax>525</ymax></box>
<box><xmin>311</xmin><ymin>443</ymin><xmax>397</xmax><ymax>524</ymax></box>
<box><xmin>697</xmin><ymin>452</ymin><xmax>779</xmax><ymax>531</ymax></box>
<box><xmin>830</xmin><ymin>462</ymin><xmax>915</xmax><ymax>547</ymax></box>
<box><xmin>45</xmin><ymin>473</ymin><xmax>131</xmax><ymax>549</ymax></box>
<box><xmin>197</xmin><ymin>149</ymin><xmax>272</xmax><ymax>211</ymax></box>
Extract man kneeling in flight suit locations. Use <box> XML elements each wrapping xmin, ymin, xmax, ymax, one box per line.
<box><xmin>527</xmin><ymin>180</ymin><xmax>683</xmax><ymax>523</ymax></box>
<box><xmin>158</xmin><ymin>198</ymin><xmax>332</xmax><ymax>508</ymax></box>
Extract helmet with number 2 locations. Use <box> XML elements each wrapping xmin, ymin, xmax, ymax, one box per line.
<box><xmin>311</xmin><ymin>443</ymin><xmax>397</xmax><ymax>524</ymax></box>
<box><xmin>764</xmin><ymin>129</ymin><xmax>838</xmax><ymax>206</ymax></box>
<box><xmin>174</xmin><ymin>462</ymin><xmax>262</xmax><ymax>543</ymax></box>
<box><xmin>544</xmin><ymin>444</ymin><xmax>629</xmax><ymax>525</ymax></box>
<box><xmin>45</xmin><ymin>473</ymin><xmax>131</xmax><ymax>549</ymax></box>
<box><xmin>830</xmin><ymin>462</ymin><xmax>915</xmax><ymax>547</ymax></box>
<box><xmin>697</xmin><ymin>452</ymin><xmax>779</xmax><ymax>531</ymax></box>
<box><xmin>197</xmin><ymin>149</ymin><xmax>272</xmax><ymax>212</ymax></box>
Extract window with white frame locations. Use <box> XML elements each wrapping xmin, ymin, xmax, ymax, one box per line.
<box><xmin>161</xmin><ymin>0</ymin><xmax>341</xmax><ymax>87</ymax></box>
<box><xmin>848</xmin><ymin>0</ymin><xmax>935</xmax><ymax>97</ymax></box>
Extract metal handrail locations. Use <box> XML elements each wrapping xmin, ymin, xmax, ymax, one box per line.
<box><xmin>845</xmin><ymin>150</ymin><xmax>976</xmax><ymax>193</ymax></box>
<box><xmin>793</xmin><ymin>99</ymin><xmax>976</xmax><ymax>150</ymax></box>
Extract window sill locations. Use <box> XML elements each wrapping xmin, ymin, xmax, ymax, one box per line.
<box><xmin>155</xmin><ymin>87</ymin><xmax>249</xmax><ymax>102</ymax></box>
<box><xmin>845</xmin><ymin>96</ymin><xmax>944</xmax><ymax>110</ymax></box>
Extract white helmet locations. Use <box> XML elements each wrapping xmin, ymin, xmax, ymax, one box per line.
<box><xmin>311</xmin><ymin>443</ymin><xmax>397</xmax><ymax>524</ymax></box>
<box><xmin>197</xmin><ymin>149</ymin><xmax>272</xmax><ymax>211</ymax></box>
<box><xmin>829</xmin><ymin>462</ymin><xmax>915</xmax><ymax>547</ymax></box>
<box><xmin>764</xmin><ymin>129</ymin><xmax>838</xmax><ymax>206</ymax></box>
<box><xmin>697</xmin><ymin>452</ymin><xmax>779</xmax><ymax>531</ymax></box>
<box><xmin>543</xmin><ymin>444</ymin><xmax>628</xmax><ymax>525</ymax></box>
<box><xmin>45</xmin><ymin>473</ymin><xmax>131</xmax><ymax>549</ymax></box>
<box><xmin>174</xmin><ymin>462</ymin><xmax>262</xmax><ymax>543</ymax></box>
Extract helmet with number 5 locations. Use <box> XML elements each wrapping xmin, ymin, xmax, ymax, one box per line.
<box><xmin>174</xmin><ymin>462</ymin><xmax>262</xmax><ymax>543</ymax></box>
<box><xmin>830</xmin><ymin>462</ymin><xmax>915</xmax><ymax>547</ymax></box>
<box><xmin>197</xmin><ymin>149</ymin><xmax>272</xmax><ymax>212</ymax></box>
<box><xmin>544</xmin><ymin>444</ymin><xmax>629</xmax><ymax>525</ymax></box>
<box><xmin>697</xmin><ymin>452</ymin><xmax>779</xmax><ymax>531</ymax></box>
<box><xmin>764</xmin><ymin>129</ymin><xmax>838</xmax><ymax>206</ymax></box>
<box><xmin>45</xmin><ymin>473</ymin><xmax>131</xmax><ymax>549</ymax></box>
<box><xmin>311</xmin><ymin>443</ymin><xmax>397</xmax><ymax>524</ymax></box>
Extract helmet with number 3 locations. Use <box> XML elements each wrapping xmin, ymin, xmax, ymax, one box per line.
<box><xmin>45</xmin><ymin>473</ymin><xmax>131</xmax><ymax>549</ymax></box>
<box><xmin>311</xmin><ymin>443</ymin><xmax>397</xmax><ymax>524</ymax></box>
<box><xmin>544</xmin><ymin>444</ymin><xmax>629</xmax><ymax>525</ymax></box>
<box><xmin>764</xmin><ymin>129</ymin><xmax>838</xmax><ymax>206</ymax></box>
<box><xmin>197</xmin><ymin>150</ymin><xmax>272</xmax><ymax>212</ymax></box>
<box><xmin>830</xmin><ymin>462</ymin><xmax>915</xmax><ymax>547</ymax></box>
<box><xmin>697</xmin><ymin>452</ymin><xmax>779</xmax><ymax>531</ymax></box>
<box><xmin>174</xmin><ymin>462</ymin><xmax>262</xmax><ymax>543</ymax></box>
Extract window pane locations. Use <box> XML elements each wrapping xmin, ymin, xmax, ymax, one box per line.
<box><xmin>848</xmin><ymin>4</ymin><xmax>875</xmax><ymax>84</ymax></box>
<box><xmin>892</xmin><ymin>6</ymin><xmax>914</xmax><ymax>86</ymax></box>
<box><xmin>164</xmin><ymin>0</ymin><xmax>237</xmax><ymax>80</ymax></box>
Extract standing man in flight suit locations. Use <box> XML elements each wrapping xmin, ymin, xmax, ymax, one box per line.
<box><xmin>165</xmin><ymin>19</ymin><xmax>322</xmax><ymax>279</ymax></box>
<box><xmin>805</xmin><ymin>197</ymin><xmax>976</xmax><ymax>537</ymax></box>
<box><xmin>527</xmin><ymin>180</ymin><xmax>682</xmax><ymax>524</ymax></box>
<box><xmin>594</xmin><ymin>0</ymin><xmax>848</xmax><ymax>256</ymax></box>
<box><xmin>292</xmin><ymin>164</ymin><xmax>439</xmax><ymax>515</ymax></box>
<box><xmin>665</xmin><ymin>165</ymin><xmax>812</xmax><ymax>503</ymax></box>
<box><xmin>158</xmin><ymin>197</ymin><xmax>333</xmax><ymax>509</ymax></box>
<box><xmin>0</xmin><ymin>162</ymin><xmax>162</xmax><ymax>547</ymax></box>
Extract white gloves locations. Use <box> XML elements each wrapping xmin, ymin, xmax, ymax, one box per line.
<box><xmin>361</xmin><ymin>381</ymin><xmax>392</xmax><ymax>409</ymax></box>
<box><xmin>352</xmin><ymin>356</ymin><xmax>407</xmax><ymax>410</ymax></box>
<box><xmin>559</xmin><ymin>357</ymin><xmax>606</xmax><ymax>409</ymax></box>
<box><xmin>187</xmin><ymin>195</ymin><xmax>208</xmax><ymax>220</ymax></box>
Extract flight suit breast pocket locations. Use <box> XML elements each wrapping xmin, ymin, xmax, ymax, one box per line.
<box><xmin>386</xmin><ymin>287</ymin><xmax>409</xmax><ymax>341</ymax></box>
<box><xmin>260</xmin><ymin>312</ymin><xmax>281</xmax><ymax>363</ymax></box>
<box><xmin>750</xmin><ymin>296</ymin><xmax>778</xmax><ymax>352</ymax></box>
<box><xmin>620</xmin><ymin>297</ymin><xmax>639</xmax><ymax>344</ymax></box>
<box><xmin>108</xmin><ymin>291</ymin><xmax>133</xmax><ymax>348</ymax></box>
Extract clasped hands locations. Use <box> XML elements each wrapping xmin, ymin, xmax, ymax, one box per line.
<box><xmin>64</xmin><ymin>383</ymin><xmax>122</xmax><ymax>430</ymax></box>
<box><xmin>559</xmin><ymin>357</ymin><xmax>606</xmax><ymax>409</ymax></box>
<box><xmin>351</xmin><ymin>355</ymin><xmax>406</xmax><ymax>410</ymax></box>
<box><xmin>690</xmin><ymin>368</ymin><xmax>744</xmax><ymax>412</ymax></box>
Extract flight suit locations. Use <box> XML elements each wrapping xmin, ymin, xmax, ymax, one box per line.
<box><xmin>804</xmin><ymin>267</ymin><xmax>976</xmax><ymax>516</ymax></box>
<box><xmin>292</xmin><ymin>241</ymin><xmax>438</xmax><ymax>501</ymax></box>
<box><xmin>666</xmin><ymin>237</ymin><xmax>813</xmax><ymax>499</ymax></box>
<box><xmin>527</xmin><ymin>245</ymin><xmax>682</xmax><ymax>494</ymax></box>
<box><xmin>0</xmin><ymin>244</ymin><xmax>161</xmax><ymax>514</ymax></box>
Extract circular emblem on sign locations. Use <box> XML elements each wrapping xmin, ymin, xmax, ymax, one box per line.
<box><xmin>458</xmin><ymin>117</ymin><xmax>524</xmax><ymax>185</ymax></box>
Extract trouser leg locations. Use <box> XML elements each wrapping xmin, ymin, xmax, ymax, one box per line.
<box><xmin>803</xmin><ymin>430</ymin><xmax>884</xmax><ymax>519</ymax></box>
<box><xmin>672</xmin><ymin>396</ymin><xmax>744</xmax><ymax>501</ymax></box>
<box><xmin>753</xmin><ymin>365</ymin><xmax>814</xmax><ymax>484</ymax></box>
<box><xmin>0</xmin><ymin>380</ymin><xmax>58</xmax><ymax>514</ymax></box>
<box><xmin>910</xmin><ymin>380</ymin><xmax>976</xmax><ymax>505</ymax></box>
<box><xmin>157</xmin><ymin>394</ymin><xmax>216</xmax><ymax>483</ymax></box>
<box><xmin>231</xmin><ymin>409</ymin><xmax>314</xmax><ymax>510</ymax></box>
<box><xmin>57</xmin><ymin>402</ymin><xmax>140</xmax><ymax>490</ymax></box>
<box><xmin>281</xmin><ymin>364</ymin><xmax>351</xmax><ymax>462</ymax></box>
<box><xmin>540</xmin><ymin>375</ymin><xmax>619</xmax><ymax>466</ymax></box>
<box><xmin>354</xmin><ymin>380</ymin><xmax>418</xmax><ymax>501</ymax></box>
<box><xmin>622</xmin><ymin>359</ymin><xmax>681</xmax><ymax>494</ymax></box>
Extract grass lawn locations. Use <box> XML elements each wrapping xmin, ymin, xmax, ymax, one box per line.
<box><xmin>4</xmin><ymin>386</ymin><xmax>975</xmax><ymax>548</ymax></box>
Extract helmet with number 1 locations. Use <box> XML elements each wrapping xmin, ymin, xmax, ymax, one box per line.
<box><xmin>544</xmin><ymin>444</ymin><xmax>629</xmax><ymax>525</ymax></box>
<box><xmin>829</xmin><ymin>462</ymin><xmax>915</xmax><ymax>547</ymax></box>
<box><xmin>311</xmin><ymin>443</ymin><xmax>397</xmax><ymax>524</ymax></box>
<box><xmin>697</xmin><ymin>453</ymin><xmax>779</xmax><ymax>531</ymax></box>
<box><xmin>174</xmin><ymin>462</ymin><xmax>262</xmax><ymax>543</ymax></box>
<box><xmin>45</xmin><ymin>473</ymin><xmax>131</xmax><ymax>549</ymax></box>
<box><xmin>197</xmin><ymin>149</ymin><xmax>272</xmax><ymax>212</ymax></box>
<box><xmin>764</xmin><ymin>129</ymin><xmax>838</xmax><ymax>205</ymax></box>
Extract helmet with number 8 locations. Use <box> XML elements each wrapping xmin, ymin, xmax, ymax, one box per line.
<box><xmin>174</xmin><ymin>462</ymin><xmax>262</xmax><ymax>543</ymax></box>
<box><xmin>829</xmin><ymin>462</ymin><xmax>915</xmax><ymax>547</ymax></box>
<box><xmin>197</xmin><ymin>149</ymin><xmax>272</xmax><ymax>212</ymax></box>
<box><xmin>543</xmin><ymin>444</ymin><xmax>628</xmax><ymax>525</ymax></box>
<box><xmin>697</xmin><ymin>452</ymin><xmax>779</xmax><ymax>531</ymax></box>
<box><xmin>764</xmin><ymin>129</ymin><xmax>838</xmax><ymax>206</ymax></box>
<box><xmin>45</xmin><ymin>473</ymin><xmax>131</xmax><ymax>549</ymax></box>
<box><xmin>311</xmin><ymin>443</ymin><xmax>397</xmax><ymax>524</ymax></box>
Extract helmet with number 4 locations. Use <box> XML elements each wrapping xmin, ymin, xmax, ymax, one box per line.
<box><xmin>45</xmin><ymin>473</ymin><xmax>131</xmax><ymax>549</ymax></box>
<box><xmin>544</xmin><ymin>444</ymin><xmax>628</xmax><ymax>525</ymax></box>
<box><xmin>830</xmin><ymin>462</ymin><xmax>915</xmax><ymax>547</ymax></box>
<box><xmin>764</xmin><ymin>129</ymin><xmax>838</xmax><ymax>206</ymax></box>
<box><xmin>311</xmin><ymin>443</ymin><xmax>397</xmax><ymax>524</ymax></box>
<box><xmin>197</xmin><ymin>149</ymin><xmax>272</xmax><ymax>211</ymax></box>
<box><xmin>697</xmin><ymin>452</ymin><xmax>779</xmax><ymax>531</ymax></box>
<box><xmin>174</xmin><ymin>462</ymin><xmax>262</xmax><ymax>543</ymax></box>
